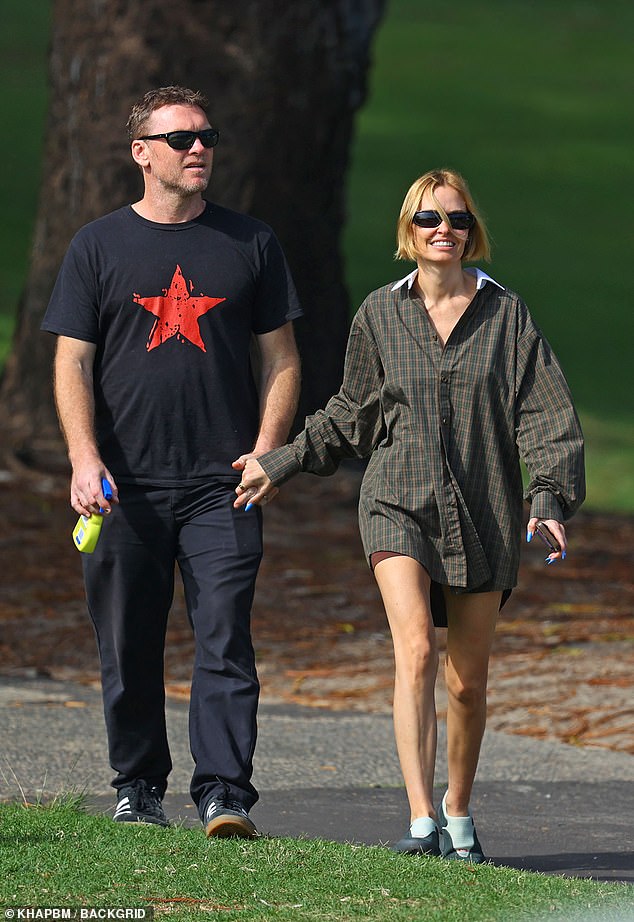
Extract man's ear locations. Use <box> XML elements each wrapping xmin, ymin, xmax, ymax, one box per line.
<box><xmin>131</xmin><ymin>140</ymin><xmax>149</xmax><ymax>168</ymax></box>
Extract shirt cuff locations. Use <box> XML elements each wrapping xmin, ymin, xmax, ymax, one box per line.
<box><xmin>529</xmin><ymin>491</ymin><xmax>563</xmax><ymax>522</ymax></box>
<box><xmin>258</xmin><ymin>445</ymin><xmax>302</xmax><ymax>486</ymax></box>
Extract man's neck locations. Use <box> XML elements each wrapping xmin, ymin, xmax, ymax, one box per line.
<box><xmin>131</xmin><ymin>194</ymin><xmax>207</xmax><ymax>224</ymax></box>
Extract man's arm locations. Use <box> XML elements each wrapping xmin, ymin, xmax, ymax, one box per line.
<box><xmin>232</xmin><ymin>321</ymin><xmax>300</xmax><ymax>483</ymax></box>
<box><xmin>253</xmin><ymin>322</ymin><xmax>301</xmax><ymax>453</ymax></box>
<box><xmin>54</xmin><ymin>335</ymin><xmax>117</xmax><ymax>516</ymax></box>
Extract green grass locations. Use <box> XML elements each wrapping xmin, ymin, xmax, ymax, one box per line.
<box><xmin>582</xmin><ymin>413</ymin><xmax>634</xmax><ymax>512</ymax></box>
<box><xmin>1</xmin><ymin>0</ymin><xmax>633</xmax><ymax>510</ymax></box>
<box><xmin>1</xmin><ymin>803</ymin><xmax>631</xmax><ymax>921</ymax></box>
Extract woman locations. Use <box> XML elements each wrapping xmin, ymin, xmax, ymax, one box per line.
<box><xmin>233</xmin><ymin>169</ymin><xmax>585</xmax><ymax>862</ymax></box>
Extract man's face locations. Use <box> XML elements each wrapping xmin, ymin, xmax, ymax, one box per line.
<box><xmin>135</xmin><ymin>103</ymin><xmax>214</xmax><ymax>196</ymax></box>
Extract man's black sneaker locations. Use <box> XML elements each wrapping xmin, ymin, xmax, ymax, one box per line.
<box><xmin>204</xmin><ymin>797</ymin><xmax>258</xmax><ymax>838</ymax></box>
<box><xmin>113</xmin><ymin>779</ymin><xmax>169</xmax><ymax>827</ymax></box>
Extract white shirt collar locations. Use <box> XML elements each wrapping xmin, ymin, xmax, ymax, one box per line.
<box><xmin>390</xmin><ymin>266</ymin><xmax>505</xmax><ymax>292</ymax></box>
<box><xmin>390</xmin><ymin>268</ymin><xmax>418</xmax><ymax>291</ymax></box>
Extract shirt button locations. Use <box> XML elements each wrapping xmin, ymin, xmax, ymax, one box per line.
<box><xmin>441</xmin><ymin>417</ymin><xmax>448</xmax><ymax>424</ymax></box>
<box><xmin>441</xmin><ymin>375</ymin><xmax>448</xmax><ymax>383</ymax></box>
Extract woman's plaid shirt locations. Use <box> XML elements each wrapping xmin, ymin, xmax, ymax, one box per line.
<box><xmin>260</xmin><ymin>270</ymin><xmax>585</xmax><ymax>592</ymax></box>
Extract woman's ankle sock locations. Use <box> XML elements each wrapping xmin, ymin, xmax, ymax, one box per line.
<box><xmin>410</xmin><ymin>815</ymin><xmax>438</xmax><ymax>838</ymax></box>
<box><xmin>441</xmin><ymin>792</ymin><xmax>475</xmax><ymax>849</ymax></box>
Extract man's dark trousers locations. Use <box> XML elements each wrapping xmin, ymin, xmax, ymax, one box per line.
<box><xmin>83</xmin><ymin>479</ymin><xmax>263</xmax><ymax>815</ymax></box>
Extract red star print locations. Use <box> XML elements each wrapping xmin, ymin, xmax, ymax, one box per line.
<box><xmin>133</xmin><ymin>265</ymin><xmax>225</xmax><ymax>352</ymax></box>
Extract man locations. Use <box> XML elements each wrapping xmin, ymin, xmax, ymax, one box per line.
<box><xmin>42</xmin><ymin>86</ymin><xmax>302</xmax><ymax>837</ymax></box>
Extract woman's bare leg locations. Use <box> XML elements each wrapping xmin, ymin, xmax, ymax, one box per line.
<box><xmin>443</xmin><ymin>590</ymin><xmax>501</xmax><ymax>816</ymax></box>
<box><xmin>374</xmin><ymin>556</ymin><xmax>439</xmax><ymax>821</ymax></box>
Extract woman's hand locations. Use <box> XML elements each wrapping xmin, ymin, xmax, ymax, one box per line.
<box><xmin>527</xmin><ymin>517</ymin><xmax>567</xmax><ymax>564</ymax></box>
<box><xmin>232</xmin><ymin>455</ymin><xmax>279</xmax><ymax>510</ymax></box>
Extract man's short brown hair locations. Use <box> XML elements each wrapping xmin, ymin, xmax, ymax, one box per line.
<box><xmin>126</xmin><ymin>86</ymin><xmax>209</xmax><ymax>141</ymax></box>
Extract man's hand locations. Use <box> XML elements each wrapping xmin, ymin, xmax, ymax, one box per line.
<box><xmin>232</xmin><ymin>455</ymin><xmax>278</xmax><ymax>510</ymax></box>
<box><xmin>70</xmin><ymin>459</ymin><xmax>118</xmax><ymax>517</ymax></box>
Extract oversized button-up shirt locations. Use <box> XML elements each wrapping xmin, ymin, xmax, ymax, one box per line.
<box><xmin>260</xmin><ymin>269</ymin><xmax>585</xmax><ymax>601</ymax></box>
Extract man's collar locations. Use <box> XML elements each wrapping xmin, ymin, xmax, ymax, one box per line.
<box><xmin>390</xmin><ymin>267</ymin><xmax>505</xmax><ymax>292</ymax></box>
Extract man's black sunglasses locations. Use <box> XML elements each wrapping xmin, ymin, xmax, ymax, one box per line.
<box><xmin>413</xmin><ymin>210</ymin><xmax>475</xmax><ymax>230</ymax></box>
<box><xmin>138</xmin><ymin>128</ymin><xmax>220</xmax><ymax>150</ymax></box>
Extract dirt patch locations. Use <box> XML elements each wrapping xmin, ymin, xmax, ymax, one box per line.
<box><xmin>1</xmin><ymin>468</ymin><xmax>632</xmax><ymax>754</ymax></box>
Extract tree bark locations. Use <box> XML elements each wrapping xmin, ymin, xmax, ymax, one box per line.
<box><xmin>0</xmin><ymin>0</ymin><xmax>385</xmax><ymax>470</ymax></box>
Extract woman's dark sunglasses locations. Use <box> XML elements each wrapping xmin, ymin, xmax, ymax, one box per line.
<box><xmin>138</xmin><ymin>128</ymin><xmax>220</xmax><ymax>150</ymax></box>
<box><xmin>413</xmin><ymin>210</ymin><xmax>475</xmax><ymax>230</ymax></box>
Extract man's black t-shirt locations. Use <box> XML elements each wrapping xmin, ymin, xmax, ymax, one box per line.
<box><xmin>42</xmin><ymin>202</ymin><xmax>303</xmax><ymax>484</ymax></box>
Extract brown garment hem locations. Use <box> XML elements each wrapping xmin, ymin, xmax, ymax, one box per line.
<box><xmin>369</xmin><ymin>550</ymin><xmax>511</xmax><ymax>628</ymax></box>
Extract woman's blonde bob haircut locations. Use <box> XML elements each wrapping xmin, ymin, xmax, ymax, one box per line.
<box><xmin>395</xmin><ymin>169</ymin><xmax>491</xmax><ymax>263</ymax></box>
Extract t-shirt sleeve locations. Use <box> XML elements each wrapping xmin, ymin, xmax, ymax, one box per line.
<box><xmin>41</xmin><ymin>231</ymin><xmax>100</xmax><ymax>343</ymax></box>
<box><xmin>251</xmin><ymin>229</ymin><xmax>303</xmax><ymax>335</ymax></box>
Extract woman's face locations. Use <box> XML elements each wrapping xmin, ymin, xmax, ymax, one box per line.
<box><xmin>413</xmin><ymin>184</ymin><xmax>470</xmax><ymax>265</ymax></box>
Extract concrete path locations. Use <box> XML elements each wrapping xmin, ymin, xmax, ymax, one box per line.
<box><xmin>1</xmin><ymin>675</ymin><xmax>632</xmax><ymax>883</ymax></box>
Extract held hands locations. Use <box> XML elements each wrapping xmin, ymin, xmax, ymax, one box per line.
<box><xmin>526</xmin><ymin>517</ymin><xmax>567</xmax><ymax>565</ymax></box>
<box><xmin>70</xmin><ymin>458</ymin><xmax>118</xmax><ymax>517</ymax></box>
<box><xmin>232</xmin><ymin>454</ymin><xmax>278</xmax><ymax>510</ymax></box>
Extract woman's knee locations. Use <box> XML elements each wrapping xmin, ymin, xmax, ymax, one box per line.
<box><xmin>394</xmin><ymin>634</ymin><xmax>439</xmax><ymax>686</ymax></box>
<box><xmin>444</xmin><ymin>662</ymin><xmax>488</xmax><ymax>708</ymax></box>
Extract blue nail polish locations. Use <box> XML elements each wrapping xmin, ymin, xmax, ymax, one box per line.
<box><xmin>245</xmin><ymin>502</ymin><xmax>253</xmax><ymax>512</ymax></box>
<box><xmin>526</xmin><ymin>530</ymin><xmax>532</xmax><ymax>543</ymax></box>
<box><xmin>562</xmin><ymin>551</ymin><xmax>567</xmax><ymax>560</ymax></box>
<box><xmin>545</xmin><ymin>557</ymin><xmax>556</xmax><ymax>565</ymax></box>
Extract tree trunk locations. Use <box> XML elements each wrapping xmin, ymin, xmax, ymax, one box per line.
<box><xmin>0</xmin><ymin>0</ymin><xmax>385</xmax><ymax>471</ymax></box>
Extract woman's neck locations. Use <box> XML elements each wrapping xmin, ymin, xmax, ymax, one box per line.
<box><xmin>414</xmin><ymin>262</ymin><xmax>472</xmax><ymax>304</ymax></box>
